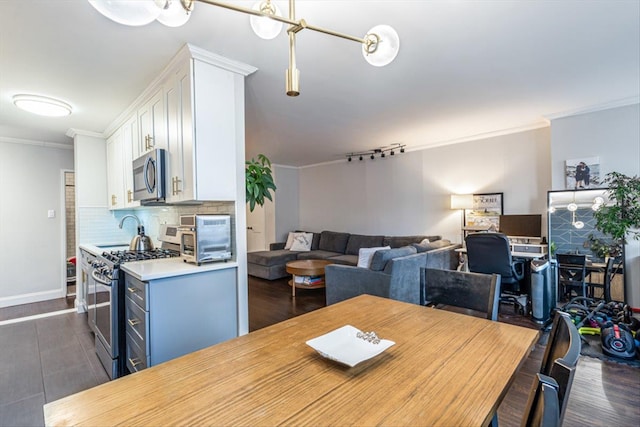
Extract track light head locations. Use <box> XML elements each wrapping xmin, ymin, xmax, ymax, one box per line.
<box><xmin>370</xmin><ymin>154</ymin><xmax>375</xmax><ymax>160</ymax></box>
<box><xmin>348</xmin><ymin>156</ymin><xmax>352</xmax><ymax>162</ymax></box>
<box><xmin>390</xmin><ymin>150</ymin><xmax>394</xmax><ymax>156</ymax></box>
<box><xmin>381</xmin><ymin>152</ymin><xmax>385</xmax><ymax>158</ymax></box>
<box><xmin>400</xmin><ymin>147</ymin><xmax>405</xmax><ymax>153</ymax></box>
<box><xmin>359</xmin><ymin>156</ymin><xmax>363</xmax><ymax>161</ymax></box>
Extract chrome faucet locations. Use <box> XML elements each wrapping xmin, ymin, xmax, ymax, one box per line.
<box><xmin>119</xmin><ymin>214</ymin><xmax>141</xmax><ymax>230</ymax></box>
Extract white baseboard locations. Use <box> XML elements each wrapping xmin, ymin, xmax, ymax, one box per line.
<box><xmin>0</xmin><ymin>289</ymin><xmax>66</xmax><ymax>308</ymax></box>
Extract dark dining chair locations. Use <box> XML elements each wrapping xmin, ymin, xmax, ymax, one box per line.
<box><xmin>537</xmin><ymin>310</ymin><xmax>581</xmax><ymax>425</ymax></box>
<box><xmin>588</xmin><ymin>257</ymin><xmax>615</xmax><ymax>302</ymax></box>
<box><xmin>465</xmin><ymin>232</ymin><xmax>526</xmax><ymax>314</ymax></box>
<box><xmin>521</xmin><ymin>372</ymin><xmax>562</xmax><ymax>427</ymax></box>
<box><xmin>422</xmin><ymin>268</ymin><xmax>501</xmax><ymax>321</ymax></box>
<box><xmin>556</xmin><ymin>253</ymin><xmax>588</xmax><ymax>300</ymax></box>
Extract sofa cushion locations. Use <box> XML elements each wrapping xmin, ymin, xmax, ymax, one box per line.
<box><xmin>247</xmin><ymin>249</ymin><xmax>299</xmax><ymax>267</ymax></box>
<box><xmin>297</xmin><ymin>250</ymin><xmax>342</xmax><ymax>261</ymax></box>
<box><xmin>357</xmin><ymin>246</ymin><xmax>390</xmax><ymax>268</ymax></box>
<box><xmin>383</xmin><ymin>235</ymin><xmax>441</xmax><ymax>248</ymax></box>
<box><xmin>370</xmin><ymin>246</ymin><xmax>417</xmax><ymax>271</ymax></box>
<box><xmin>284</xmin><ymin>232</ymin><xmax>296</xmax><ymax>249</ymax></box>
<box><xmin>318</xmin><ymin>231</ymin><xmax>350</xmax><ymax>253</ymax></box>
<box><xmin>345</xmin><ymin>234</ymin><xmax>385</xmax><ymax>255</ymax></box>
<box><xmin>412</xmin><ymin>239</ymin><xmax>453</xmax><ymax>253</ymax></box>
<box><xmin>327</xmin><ymin>254</ymin><xmax>358</xmax><ymax>266</ymax></box>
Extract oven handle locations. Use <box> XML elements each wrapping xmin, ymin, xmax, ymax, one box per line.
<box><xmin>91</xmin><ymin>269</ymin><xmax>112</xmax><ymax>286</ymax></box>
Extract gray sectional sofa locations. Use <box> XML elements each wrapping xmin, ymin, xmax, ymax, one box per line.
<box><xmin>247</xmin><ymin>230</ymin><xmax>459</xmax><ymax>280</ymax></box>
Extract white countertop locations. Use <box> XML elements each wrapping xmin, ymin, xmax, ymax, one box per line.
<box><xmin>121</xmin><ymin>257</ymin><xmax>238</xmax><ymax>281</ymax></box>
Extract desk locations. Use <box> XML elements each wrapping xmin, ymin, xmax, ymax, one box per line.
<box><xmin>44</xmin><ymin>295</ymin><xmax>539</xmax><ymax>427</ymax></box>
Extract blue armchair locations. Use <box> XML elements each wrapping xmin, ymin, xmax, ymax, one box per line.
<box><xmin>325</xmin><ymin>246</ymin><xmax>426</xmax><ymax>305</ymax></box>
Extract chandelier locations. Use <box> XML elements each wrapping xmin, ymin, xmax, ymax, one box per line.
<box><xmin>88</xmin><ymin>0</ymin><xmax>400</xmax><ymax>96</ymax></box>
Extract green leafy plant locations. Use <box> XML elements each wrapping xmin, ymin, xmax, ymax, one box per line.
<box><xmin>586</xmin><ymin>234</ymin><xmax>622</xmax><ymax>259</ymax></box>
<box><xmin>245</xmin><ymin>154</ymin><xmax>276</xmax><ymax>212</ymax></box>
<box><xmin>593</xmin><ymin>172</ymin><xmax>640</xmax><ymax>244</ymax></box>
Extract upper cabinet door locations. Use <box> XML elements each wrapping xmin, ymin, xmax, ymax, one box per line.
<box><xmin>122</xmin><ymin>114</ymin><xmax>140</xmax><ymax>208</ymax></box>
<box><xmin>106</xmin><ymin>129</ymin><xmax>125</xmax><ymax>210</ymax></box>
<box><xmin>138</xmin><ymin>89</ymin><xmax>166</xmax><ymax>154</ymax></box>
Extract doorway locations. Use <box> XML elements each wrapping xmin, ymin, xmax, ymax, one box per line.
<box><xmin>64</xmin><ymin>171</ymin><xmax>76</xmax><ymax>297</ymax></box>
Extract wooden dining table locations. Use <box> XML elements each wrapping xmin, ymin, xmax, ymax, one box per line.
<box><xmin>44</xmin><ymin>295</ymin><xmax>539</xmax><ymax>427</ymax></box>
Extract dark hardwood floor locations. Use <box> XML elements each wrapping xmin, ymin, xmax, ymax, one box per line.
<box><xmin>1</xmin><ymin>276</ymin><xmax>638</xmax><ymax>426</ymax></box>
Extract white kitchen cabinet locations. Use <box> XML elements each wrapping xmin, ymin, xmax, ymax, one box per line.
<box><xmin>165</xmin><ymin>59</ymin><xmax>238</xmax><ymax>203</ymax></box>
<box><xmin>121</xmin><ymin>114</ymin><xmax>140</xmax><ymax>208</ymax></box>
<box><xmin>106</xmin><ymin>128</ymin><xmax>124</xmax><ymax>209</ymax></box>
<box><xmin>138</xmin><ymin>89</ymin><xmax>166</xmax><ymax>154</ymax></box>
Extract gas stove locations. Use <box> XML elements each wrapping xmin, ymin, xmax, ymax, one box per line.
<box><xmin>101</xmin><ymin>248</ymin><xmax>180</xmax><ymax>266</ymax></box>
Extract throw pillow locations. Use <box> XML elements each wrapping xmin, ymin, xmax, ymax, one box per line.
<box><xmin>289</xmin><ymin>232</ymin><xmax>313</xmax><ymax>251</ymax></box>
<box><xmin>357</xmin><ymin>246</ymin><xmax>390</xmax><ymax>268</ymax></box>
<box><xmin>284</xmin><ymin>232</ymin><xmax>295</xmax><ymax>250</ymax></box>
<box><xmin>369</xmin><ymin>246</ymin><xmax>417</xmax><ymax>271</ymax></box>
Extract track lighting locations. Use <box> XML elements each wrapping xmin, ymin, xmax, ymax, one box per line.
<box><xmin>345</xmin><ymin>143</ymin><xmax>406</xmax><ymax>163</ymax></box>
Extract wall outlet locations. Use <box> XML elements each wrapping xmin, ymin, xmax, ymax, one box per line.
<box><xmin>48</xmin><ymin>209</ymin><xmax>55</xmax><ymax>218</ymax></box>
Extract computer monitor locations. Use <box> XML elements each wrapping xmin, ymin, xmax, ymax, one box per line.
<box><xmin>499</xmin><ymin>214</ymin><xmax>542</xmax><ymax>238</ymax></box>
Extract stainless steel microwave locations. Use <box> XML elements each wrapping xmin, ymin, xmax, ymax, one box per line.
<box><xmin>180</xmin><ymin>215</ymin><xmax>232</xmax><ymax>265</ymax></box>
<box><xmin>133</xmin><ymin>149</ymin><xmax>166</xmax><ymax>204</ymax></box>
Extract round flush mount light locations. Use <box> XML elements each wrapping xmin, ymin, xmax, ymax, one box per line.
<box><xmin>13</xmin><ymin>94</ymin><xmax>72</xmax><ymax>117</ymax></box>
<box><xmin>566</xmin><ymin>202</ymin><xmax>578</xmax><ymax>212</ymax></box>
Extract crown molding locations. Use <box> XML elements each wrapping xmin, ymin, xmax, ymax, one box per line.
<box><xmin>66</xmin><ymin>128</ymin><xmax>104</xmax><ymax>139</ymax></box>
<box><xmin>544</xmin><ymin>96</ymin><xmax>640</xmax><ymax>121</ymax></box>
<box><xmin>0</xmin><ymin>136</ymin><xmax>73</xmax><ymax>150</ymax></box>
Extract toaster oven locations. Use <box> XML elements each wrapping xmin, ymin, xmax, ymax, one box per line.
<box><xmin>179</xmin><ymin>215</ymin><xmax>232</xmax><ymax>265</ymax></box>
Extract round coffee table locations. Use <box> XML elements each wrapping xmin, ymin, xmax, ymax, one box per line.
<box><xmin>285</xmin><ymin>259</ymin><xmax>332</xmax><ymax>297</ymax></box>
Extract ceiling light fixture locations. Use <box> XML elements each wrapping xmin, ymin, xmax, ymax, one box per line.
<box><xmin>12</xmin><ymin>94</ymin><xmax>72</xmax><ymax>117</ymax></box>
<box><xmin>346</xmin><ymin>143</ymin><xmax>406</xmax><ymax>162</ymax></box>
<box><xmin>88</xmin><ymin>0</ymin><xmax>400</xmax><ymax>96</ymax></box>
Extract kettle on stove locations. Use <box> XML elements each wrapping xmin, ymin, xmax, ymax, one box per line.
<box><xmin>119</xmin><ymin>214</ymin><xmax>154</xmax><ymax>252</ymax></box>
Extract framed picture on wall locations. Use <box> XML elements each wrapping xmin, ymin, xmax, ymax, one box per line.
<box><xmin>464</xmin><ymin>193</ymin><xmax>504</xmax><ymax>230</ymax></box>
<box><xmin>565</xmin><ymin>156</ymin><xmax>600</xmax><ymax>189</ymax></box>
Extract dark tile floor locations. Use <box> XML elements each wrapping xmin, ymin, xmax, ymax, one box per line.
<box><xmin>0</xmin><ymin>310</ymin><xmax>109</xmax><ymax>427</ymax></box>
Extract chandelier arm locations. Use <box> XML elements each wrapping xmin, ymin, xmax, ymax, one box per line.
<box><xmin>193</xmin><ymin>0</ymin><xmax>368</xmax><ymax>46</ymax></box>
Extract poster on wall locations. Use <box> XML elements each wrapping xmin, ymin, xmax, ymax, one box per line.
<box><xmin>565</xmin><ymin>156</ymin><xmax>600</xmax><ymax>189</ymax></box>
<box><xmin>464</xmin><ymin>193</ymin><xmax>503</xmax><ymax>230</ymax></box>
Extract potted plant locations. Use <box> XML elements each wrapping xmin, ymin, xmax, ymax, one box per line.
<box><xmin>593</xmin><ymin>172</ymin><xmax>640</xmax><ymax>244</ymax></box>
<box><xmin>245</xmin><ymin>154</ymin><xmax>277</xmax><ymax>212</ymax></box>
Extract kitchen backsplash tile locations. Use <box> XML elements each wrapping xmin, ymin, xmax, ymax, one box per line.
<box><xmin>78</xmin><ymin>202</ymin><xmax>236</xmax><ymax>248</ymax></box>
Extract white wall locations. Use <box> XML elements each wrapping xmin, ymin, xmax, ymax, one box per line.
<box><xmin>273</xmin><ymin>165</ymin><xmax>299</xmax><ymax>243</ymax></box>
<box><xmin>297</xmin><ymin>127</ymin><xmax>551</xmax><ymax>244</ymax></box>
<box><xmin>550</xmin><ymin>103</ymin><xmax>640</xmax><ymax>307</ymax></box>
<box><xmin>0</xmin><ymin>138</ymin><xmax>73</xmax><ymax>307</ymax></box>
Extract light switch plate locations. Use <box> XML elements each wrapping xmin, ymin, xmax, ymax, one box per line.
<box><xmin>48</xmin><ymin>209</ymin><xmax>55</xmax><ymax>218</ymax></box>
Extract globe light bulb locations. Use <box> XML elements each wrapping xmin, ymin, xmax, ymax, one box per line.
<box><xmin>88</xmin><ymin>0</ymin><xmax>162</xmax><ymax>26</ymax></box>
<box><xmin>157</xmin><ymin>0</ymin><xmax>192</xmax><ymax>27</ymax></box>
<box><xmin>362</xmin><ymin>25</ymin><xmax>400</xmax><ymax>67</ymax></box>
<box><xmin>250</xmin><ymin>1</ymin><xmax>283</xmax><ymax>40</ymax></box>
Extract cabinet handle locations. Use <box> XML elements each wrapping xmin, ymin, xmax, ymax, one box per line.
<box><xmin>127</xmin><ymin>190</ymin><xmax>133</xmax><ymax>203</ymax></box>
<box><xmin>127</xmin><ymin>286</ymin><xmax>139</xmax><ymax>294</ymax></box>
<box><xmin>111</xmin><ymin>194</ymin><xmax>117</xmax><ymax>206</ymax></box>
<box><xmin>145</xmin><ymin>134</ymin><xmax>154</xmax><ymax>150</ymax></box>
<box><xmin>127</xmin><ymin>318</ymin><xmax>141</xmax><ymax>327</ymax></box>
<box><xmin>172</xmin><ymin>176</ymin><xmax>182</xmax><ymax>195</ymax></box>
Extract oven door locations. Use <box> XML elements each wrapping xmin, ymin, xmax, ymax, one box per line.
<box><xmin>92</xmin><ymin>269</ymin><xmax>117</xmax><ymax>358</ymax></box>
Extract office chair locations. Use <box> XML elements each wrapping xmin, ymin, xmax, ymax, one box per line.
<box><xmin>556</xmin><ymin>253</ymin><xmax>587</xmax><ymax>301</ymax></box>
<box><xmin>465</xmin><ymin>233</ymin><xmax>526</xmax><ymax>315</ymax></box>
<box><xmin>422</xmin><ymin>268</ymin><xmax>501</xmax><ymax>321</ymax></box>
